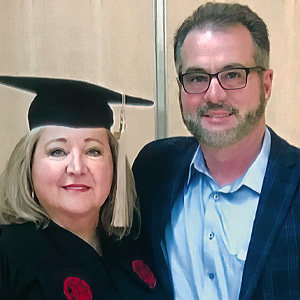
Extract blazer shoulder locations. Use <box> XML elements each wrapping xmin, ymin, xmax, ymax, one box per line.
<box><xmin>133</xmin><ymin>136</ymin><xmax>198</xmax><ymax>168</ymax></box>
<box><xmin>141</xmin><ymin>136</ymin><xmax>197</xmax><ymax>153</ymax></box>
<box><xmin>269</xmin><ymin>127</ymin><xmax>300</xmax><ymax>163</ymax></box>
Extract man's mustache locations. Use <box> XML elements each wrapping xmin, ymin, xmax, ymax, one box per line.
<box><xmin>197</xmin><ymin>102</ymin><xmax>238</xmax><ymax>116</ymax></box>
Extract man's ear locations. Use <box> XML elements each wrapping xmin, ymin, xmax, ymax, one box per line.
<box><xmin>263</xmin><ymin>69</ymin><xmax>273</xmax><ymax>100</ymax></box>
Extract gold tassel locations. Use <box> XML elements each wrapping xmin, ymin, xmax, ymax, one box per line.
<box><xmin>112</xmin><ymin>95</ymin><xmax>129</xmax><ymax>227</ymax></box>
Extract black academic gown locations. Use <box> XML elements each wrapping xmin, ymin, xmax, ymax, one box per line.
<box><xmin>0</xmin><ymin>221</ymin><xmax>169</xmax><ymax>300</ymax></box>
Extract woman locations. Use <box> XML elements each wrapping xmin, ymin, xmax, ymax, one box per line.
<box><xmin>0</xmin><ymin>76</ymin><xmax>169</xmax><ymax>300</ymax></box>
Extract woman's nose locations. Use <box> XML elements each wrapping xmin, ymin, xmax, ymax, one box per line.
<box><xmin>66</xmin><ymin>153</ymin><xmax>87</xmax><ymax>175</ymax></box>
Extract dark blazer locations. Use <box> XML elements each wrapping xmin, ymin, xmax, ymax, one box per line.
<box><xmin>133</xmin><ymin>128</ymin><xmax>300</xmax><ymax>300</ymax></box>
<box><xmin>0</xmin><ymin>221</ymin><xmax>169</xmax><ymax>300</ymax></box>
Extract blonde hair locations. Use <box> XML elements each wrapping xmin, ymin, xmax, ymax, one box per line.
<box><xmin>0</xmin><ymin>127</ymin><xmax>48</xmax><ymax>225</ymax></box>
<box><xmin>0</xmin><ymin>127</ymin><xmax>140</xmax><ymax>239</ymax></box>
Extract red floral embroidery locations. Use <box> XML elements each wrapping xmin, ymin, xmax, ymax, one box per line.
<box><xmin>63</xmin><ymin>277</ymin><xmax>93</xmax><ymax>300</ymax></box>
<box><xmin>132</xmin><ymin>260</ymin><xmax>157</xmax><ymax>289</ymax></box>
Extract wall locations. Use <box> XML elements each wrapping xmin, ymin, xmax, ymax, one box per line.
<box><xmin>0</xmin><ymin>0</ymin><xmax>155</xmax><ymax>172</ymax></box>
<box><xmin>0</xmin><ymin>0</ymin><xmax>299</xmax><ymax>173</ymax></box>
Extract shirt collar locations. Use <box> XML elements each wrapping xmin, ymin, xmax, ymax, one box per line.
<box><xmin>187</xmin><ymin>127</ymin><xmax>271</xmax><ymax>194</ymax></box>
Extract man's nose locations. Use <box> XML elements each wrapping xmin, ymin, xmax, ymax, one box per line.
<box><xmin>203</xmin><ymin>76</ymin><xmax>227</xmax><ymax>103</ymax></box>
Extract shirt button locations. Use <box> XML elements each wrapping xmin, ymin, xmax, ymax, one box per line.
<box><xmin>208</xmin><ymin>273</ymin><xmax>215</xmax><ymax>280</ymax></box>
<box><xmin>213</xmin><ymin>193</ymin><xmax>219</xmax><ymax>201</ymax></box>
<box><xmin>208</xmin><ymin>232</ymin><xmax>215</xmax><ymax>240</ymax></box>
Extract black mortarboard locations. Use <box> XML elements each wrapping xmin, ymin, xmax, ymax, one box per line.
<box><xmin>0</xmin><ymin>76</ymin><xmax>153</xmax><ymax>130</ymax></box>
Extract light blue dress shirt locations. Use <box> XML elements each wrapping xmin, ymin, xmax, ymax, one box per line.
<box><xmin>164</xmin><ymin>128</ymin><xmax>271</xmax><ymax>300</ymax></box>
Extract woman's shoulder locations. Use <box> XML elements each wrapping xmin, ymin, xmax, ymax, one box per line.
<box><xmin>1</xmin><ymin>221</ymin><xmax>37</xmax><ymax>233</ymax></box>
<box><xmin>0</xmin><ymin>222</ymin><xmax>39</xmax><ymax>244</ymax></box>
<box><xmin>0</xmin><ymin>222</ymin><xmax>44</xmax><ymax>263</ymax></box>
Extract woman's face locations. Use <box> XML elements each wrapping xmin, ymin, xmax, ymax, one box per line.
<box><xmin>32</xmin><ymin>126</ymin><xmax>113</xmax><ymax>225</ymax></box>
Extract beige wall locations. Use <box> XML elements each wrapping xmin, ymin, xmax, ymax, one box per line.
<box><xmin>167</xmin><ymin>0</ymin><xmax>300</xmax><ymax>147</ymax></box>
<box><xmin>0</xmin><ymin>0</ymin><xmax>156</xmax><ymax>172</ymax></box>
<box><xmin>0</xmin><ymin>0</ymin><xmax>299</xmax><ymax>173</ymax></box>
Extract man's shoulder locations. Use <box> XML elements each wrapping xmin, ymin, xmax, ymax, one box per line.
<box><xmin>135</xmin><ymin>136</ymin><xmax>198</xmax><ymax>161</ymax></box>
<box><xmin>133</xmin><ymin>136</ymin><xmax>198</xmax><ymax>185</ymax></box>
<box><xmin>269</xmin><ymin>127</ymin><xmax>300</xmax><ymax>159</ymax></box>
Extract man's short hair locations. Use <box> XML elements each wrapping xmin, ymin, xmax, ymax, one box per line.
<box><xmin>174</xmin><ymin>2</ymin><xmax>270</xmax><ymax>74</ymax></box>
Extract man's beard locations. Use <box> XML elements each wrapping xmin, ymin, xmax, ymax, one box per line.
<box><xmin>181</xmin><ymin>91</ymin><xmax>267</xmax><ymax>148</ymax></box>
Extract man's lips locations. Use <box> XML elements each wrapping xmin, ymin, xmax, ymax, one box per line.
<box><xmin>203</xmin><ymin>110</ymin><xmax>234</xmax><ymax>118</ymax></box>
<box><xmin>62</xmin><ymin>184</ymin><xmax>90</xmax><ymax>191</ymax></box>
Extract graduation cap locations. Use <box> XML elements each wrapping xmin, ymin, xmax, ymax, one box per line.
<box><xmin>0</xmin><ymin>75</ymin><xmax>153</xmax><ymax>229</ymax></box>
<box><xmin>0</xmin><ymin>76</ymin><xmax>153</xmax><ymax>130</ymax></box>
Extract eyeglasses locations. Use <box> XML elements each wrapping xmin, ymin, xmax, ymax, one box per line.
<box><xmin>179</xmin><ymin>66</ymin><xmax>265</xmax><ymax>94</ymax></box>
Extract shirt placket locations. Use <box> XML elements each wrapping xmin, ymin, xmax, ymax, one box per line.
<box><xmin>202</xmin><ymin>184</ymin><xmax>223</xmax><ymax>300</ymax></box>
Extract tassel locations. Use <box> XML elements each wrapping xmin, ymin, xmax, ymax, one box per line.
<box><xmin>112</xmin><ymin>95</ymin><xmax>129</xmax><ymax>227</ymax></box>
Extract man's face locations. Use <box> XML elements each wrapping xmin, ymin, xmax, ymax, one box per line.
<box><xmin>179</xmin><ymin>25</ymin><xmax>273</xmax><ymax>148</ymax></box>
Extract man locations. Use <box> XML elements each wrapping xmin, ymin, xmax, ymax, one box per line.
<box><xmin>133</xmin><ymin>2</ymin><xmax>300</xmax><ymax>300</ymax></box>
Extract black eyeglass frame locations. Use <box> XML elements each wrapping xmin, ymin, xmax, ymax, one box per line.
<box><xmin>178</xmin><ymin>66</ymin><xmax>266</xmax><ymax>94</ymax></box>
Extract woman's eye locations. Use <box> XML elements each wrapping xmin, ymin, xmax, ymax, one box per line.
<box><xmin>87</xmin><ymin>148</ymin><xmax>101</xmax><ymax>157</ymax></box>
<box><xmin>49</xmin><ymin>149</ymin><xmax>66</xmax><ymax>157</ymax></box>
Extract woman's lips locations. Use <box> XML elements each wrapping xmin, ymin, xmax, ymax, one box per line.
<box><xmin>62</xmin><ymin>184</ymin><xmax>90</xmax><ymax>191</ymax></box>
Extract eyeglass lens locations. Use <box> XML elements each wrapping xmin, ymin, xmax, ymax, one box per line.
<box><xmin>182</xmin><ymin>68</ymin><xmax>247</xmax><ymax>94</ymax></box>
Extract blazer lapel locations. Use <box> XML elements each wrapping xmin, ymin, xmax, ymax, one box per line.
<box><xmin>239</xmin><ymin>131</ymin><xmax>300</xmax><ymax>300</ymax></box>
<box><xmin>153</xmin><ymin>138</ymin><xmax>198</xmax><ymax>298</ymax></box>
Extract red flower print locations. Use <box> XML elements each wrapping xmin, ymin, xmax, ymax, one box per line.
<box><xmin>132</xmin><ymin>260</ymin><xmax>157</xmax><ymax>289</ymax></box>
<box><xmin>63</xmin><ymin>277</ymin><xmax>93</xmax><ymax>300</ymax></box>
